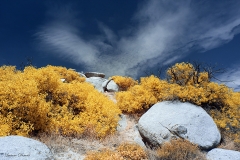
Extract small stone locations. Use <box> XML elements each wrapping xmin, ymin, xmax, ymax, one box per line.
<box><xmin>85</xmin><ymin>72</ymin><xmax>105</xmax><ymax>78</ymax></box>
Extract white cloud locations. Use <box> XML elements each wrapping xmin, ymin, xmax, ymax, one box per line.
<box><xmin>36</xmin><ymin>0</ymin><xmax>240</xmax><ymax>78</ymax></box>
<box><xmin>37</xmin><ymin>22</ymin><xmax>99</xmax><ymax>65</ymax></box>
<box><xmin>215</xmin><ymin>65</ymin><xmax>240</xmax><ymax>92</ymax></box>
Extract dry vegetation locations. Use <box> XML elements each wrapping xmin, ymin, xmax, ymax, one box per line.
<box><xmin>33</xmin><ymin>131</ymin><xmax>209</xmax><ymax>160</ymax></box>
<box><xmin>0</xmin><ymin>62</ymin><xmax>239</xmax><ymax>159</ymax></box>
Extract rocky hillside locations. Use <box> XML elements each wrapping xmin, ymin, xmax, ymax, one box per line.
<box><xmin>0</xmin><ymin>62</ymin><xmax>239</xmax><ymax>159</ymax></box>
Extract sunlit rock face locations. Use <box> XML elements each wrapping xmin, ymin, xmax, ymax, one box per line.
<box><xmin>0</xmin><ymin>136</ymin><xmax>53</xmax><ymax>160</ymax></box>
<box><xmin>138</xmin><ymin>101</ymin><xmax>221</xmax><ymax>149</ymax></box>
<box><xmin>207</xmin><ymin>148</ymin><xmax>240</xmax><ymax>160</ymax></box>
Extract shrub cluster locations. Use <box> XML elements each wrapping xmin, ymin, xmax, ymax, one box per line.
<box><xmin>116</xmin><ymin>62</ymin><xmax>240</xmax><ymax>142</ymax></box>
<box><xmin>85</xmin><ymin>142</ymin><xmax>147</xmax><ymax>160</ymax></box>
<box><xmin>111</xmin><ymin>76</ymin><xmax>138</xmax><ymax>91</ymax></box>
<box><xmin>84</xmin><ymin>140</ymin><xmax>203</xmax><ymax>160</ymax></box>
<box><xmin>166</xmin><ymin>62</ymin><xmax>210</xmax><ymax>86</ymax></box>
<box><xmin>0</xmin><ymin>65</ymin><xmax>121</xmax><ymax>138</ymax></box>
<box><xmin>85</xmin><ymin>149</ymin><xmax>124</xmax><ymax>160</ymax></box>
<box><xmin>155</xmin><ymin>139</ymin><xmax>205</xmax><ymax>160</ymax></box>
<box><xmin>0</xmin><ymin>62</ymin><xmax>239</xmax><ymax>143</ymax></box>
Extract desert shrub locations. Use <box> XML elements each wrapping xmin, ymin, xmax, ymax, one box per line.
<box><xmin>84</xmin><ymin>143</ymin><xmax>147</xmax><ymax>160</ymax></box>
<box><xmin>0</xmin><ymin>66</ymin><xmax>48</xmax><ymax>135</ymax></box>
<box><xmin>155</xmin><ymin>139</ymin><xmax>205</xmax><ymax>160</ymax></box>
<box><xmin>116</xmin><ymin>85</ymin><xmax>157</xmax><ymax>113</ymax></box>
<box><xmin>117</xmin><ymin>143</ymin><xmax>147</xmax><ymax>160</ymax></box>
<box><xmin>0</xmin><ymin>65</ymin><xmax>121</xmax><ymax>138</ymax></box>
<box><xmin>165</xmin><ymin>63</ymin><xmax>239</xmax><ymax>142</ymax></box>
<box><xmin>116</xmin><ymin>63</ymin><xmax>239</xmax><ymax>142</ymax></box>
<box><xmin>140</xmin><ymin>75</ymin><xmax>180</xmax><ymax>101</ymax></box>
<box><xmin>85</xmin><ymin>149</ymin><xmax>124</xmax><ymax>160</ymax></box>
<box><xmin>210</xmin><ymin>91</ymin><xmax>240</xmax><ymax>143</ymax></box>
<box><xmin>0</xmin><ymin>113</ymin><xmax>34</xmax><ymax>137</ymax></box>
<box><xmin>111</xmin><ymin>76</ymin><xmax>138</xmax><ymax>91</ymax></box>
<box><xmin>166</xmin><ymin>62</ymin><xmax>210</xmax><ymax>87</ymax></box>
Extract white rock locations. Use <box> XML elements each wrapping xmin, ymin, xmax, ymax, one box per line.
<box><xmin>77</xmin><ymin>72</ymin><xmax>86</xmax><ymax>78</ymax></box>
<box><xmin>138</xmin><ymin>101</ymin><xmax>221</xmax><ymax>149</ymax></box>
<box><xmin>117</xmin><ymin>114</ymin><xmax>128</xmax><ymax>131</ymax></box>
<box><xmin>60</xmin><ymin>78</ymin><xmax>66</xmax><ymax>82</ymax></box>
<box><xmin>0</xmin><ymin>135</ymin><xmax>53</xmax><ymax>160</ymax></box>
<box><xmin>134</xmin><ymin>125</ymin><xmax>147</xmax><ymax>148</ymax></box>
<box><xmin>85</xmin><ymin>77</ymin><xmax>107</xmax><ymax>92</ymax></box>
<box><xmin>102</xmin><ymin>79</ymin><xmax>119</xmax><ymax>92</ymax></box>
<box><xmin>85</xmin><ymin>72</ymin><xmax>105</xmax><ymax>78</ymax></box>
<box><xmin>116</xmin><ymin>114</ymin><xmax>146</xmax><ymax>148</ymax></box>
<box><xmin>207</xmin><ymin>148</ymin><xmax>240</xmax><ymax>160</ymax></box>
<box><xmin>107</xmin><ymin>80</ymin><xmax>119</xmax><ymax>92</ymax></box>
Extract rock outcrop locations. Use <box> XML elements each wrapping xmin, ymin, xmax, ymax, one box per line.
<box><xmin>138</xmin><ymin>101</ymin><xmax>221</xmax><ymax>149</ymax></box>
<box><xmin>102</xmin><ymin>79</ymin><xmax>119</xmax><ymax>92</ymax></box>
<box><xmin>0</xmin><ymin>136</ymin><xmax>53</xmax><ymax>160</ymax></box>
<box><xmin>207</xmin><ymin>148</ymin><xmax>240</xmax><ymax>160</ymax></box>
<box><xmin>2</xmin><ymin>70</ymin><xmax>239</xmax><ymax>159</ymax></box>
<box><xmin>85</xmin><ymin>77</ymin><xmax>107</xmax><ymax>92</ymax></box>
<box><xmin>85</xmin><ymin>77</ymin><xmax>119</xmax><ymax>92</ymax></box>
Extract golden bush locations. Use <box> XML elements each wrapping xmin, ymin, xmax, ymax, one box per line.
<box><xmin>116</xmin><ymin>85</ymin><xmax>157</xmax><ymax>113</ymax></box>
<box><xmin>84</xmin><ymin>143</ymin><xmax>147</xmax><ymax>160</ymax></box>
<box><xmin>140</xmin><ymin>75</ymin><xmax>179</xmax><ymax>101</ymax></box>
<box><xmin>210</xmin><ymin>91</ymin><xmax>240</xmax><ymax>142</ymax></box>
<box><xmin>115</xmin><ymin>63</ymin><xmax>239</xmax><ymax>142</ymax></box>
<box><xmin>156</xmin><ymin>139</ymin><xmax>204</xmax><ymax>160</ymax></box>
<box><xmin>0</xmin><ymin>65</ymin><xmax>121</xmax><ymax>138</ymax></box>
<box><xmin>166</xmin><ymin>62</ymin><xmax>210</xmax><ymax>86</ymax></box>
<box><xmin>117</xmin><ymin>143</ymin><xmax>147</xmax><ymax>160</ymax></box>
<box><xmin>111</xmin><ymin>76</ymin><xmax>138</xmax><ymax>91</ymax></box>
<box><xmin>0</xmin><ymin>113</ymin><xmax>33</xmax><ymax>137</ymax></box>
<box><xmin>0</xmin><ymin>62</ymin><xmax>239</xmax><ymax>143</ymax></box>
<box><xmin>85</xmin><ymin>149</ymin><xmax>124</xmax><ymax>160</ymax></box>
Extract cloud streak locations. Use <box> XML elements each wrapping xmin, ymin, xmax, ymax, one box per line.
<box><xmin>36</xmin><ymin>0</ymin><xmax>240</xmax><ymax>78</ymax></box>
<box><xmin>215</xmin><ymin>65</ymin><xmax>240</xmax><ymax>92</ymax></box>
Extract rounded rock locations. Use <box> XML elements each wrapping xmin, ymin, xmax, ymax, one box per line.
<box><xmin>85</xmin><ymin>72</ymin><xmax>105</xmax><ymax>78</ymax></box>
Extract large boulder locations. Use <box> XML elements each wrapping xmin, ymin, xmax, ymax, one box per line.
<box><xmin>86</xmin><ymin>77</ymin><xmax>119</xmax><ymax>93</ymax></box>
<box><xmin>0</xmin><ymin>135</ymin><xmax>53</xmax><ymax>160</ymax></box>
<box><xmin>85</xmin><ymin>77</ymin><xmax>107</xmax><ymax>92</ymax></box>
<box><xmin>138</xmin><ymin>101</ymin><xmax>221</xmax><ymax>149</ymax></box>
<box><xmin>207</xmin><ymin>148</ymin><xmax>240</xmax><ymax>160</ymax></box>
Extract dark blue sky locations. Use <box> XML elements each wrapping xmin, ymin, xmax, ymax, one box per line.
<box><xmin>1</xmin><ymin>0</ymin><xmax>240</xmax><ymax>91</ymax></box>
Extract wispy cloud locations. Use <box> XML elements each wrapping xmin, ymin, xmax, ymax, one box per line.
<box><xmin>36</xmin><ymin>0</ymin><xmax>240</xmax><ymax>78</ymax></box>
<box><xmin>215</xmin><ymin>65</ymin><xmax>240</xmax><ymax>92</ymax></box>
<box><xmin>37</xmin><ymin>23</ymin><xmax>99</xmax><ymax>65</ymax></box>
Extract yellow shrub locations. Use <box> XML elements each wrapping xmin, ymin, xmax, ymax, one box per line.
<box><xmin>0</xmin><ymin>65</ymin><xmax>120</xmax><ymax>138</ymax></box>
<box><xmin>166</xmin><ymin>62</ymin><xmax>210</xmax><ymax>86</ymax></box>
<box><xmin>210</xmin><ymin>91</ymin><xmax>240</xmax><ymax>142</ymax></box>
<box><xmin>111</xmin><ymin>76</ymin><xmax>138</xmax><ymax>91</ymax></box>
<box><xmin>85</xmin><ymin>149</ymin><xmax>124</xmax><ymax>160</ymax></box>
<box><xmin>77</xmin><ymin>91</ymin><xmax>121</xmax><ymax>138</ymax></box>
<box><xmin>140</xmin><ymin>75</ymin><xmax>170</xmax><ymax>100</ymax></box>
<box><xmin>0</xmin><ymin>68</ymin><xmax>49</xmax><ymax>134</ymax></box>
<box><xmin>117</xmin><ymin>143</ymin><xmax>147</xmax><ymax>160</ymax></box>
<box><xmin>0</xmin><ymin>113</ymin><xmax>33</xmax><ymax>137</ymax></box>
<box><xmin>116</xmin><ymin>85</ymin><xmax>157</xmax><ymax>113</ymax></box>
<box><xmin>84</xmin><ymin>143</ymin><xmax>147</xmax><ymax>160</ymax></box>
<box><xmin>116</xmin><ymin>67</ymin><xmax>239</xmax><ymax>143</ymax></box>
<box><xmin>156</xmin><ymin>139</ymin><xmax>204</xmax><ymax>160</ymax></box>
